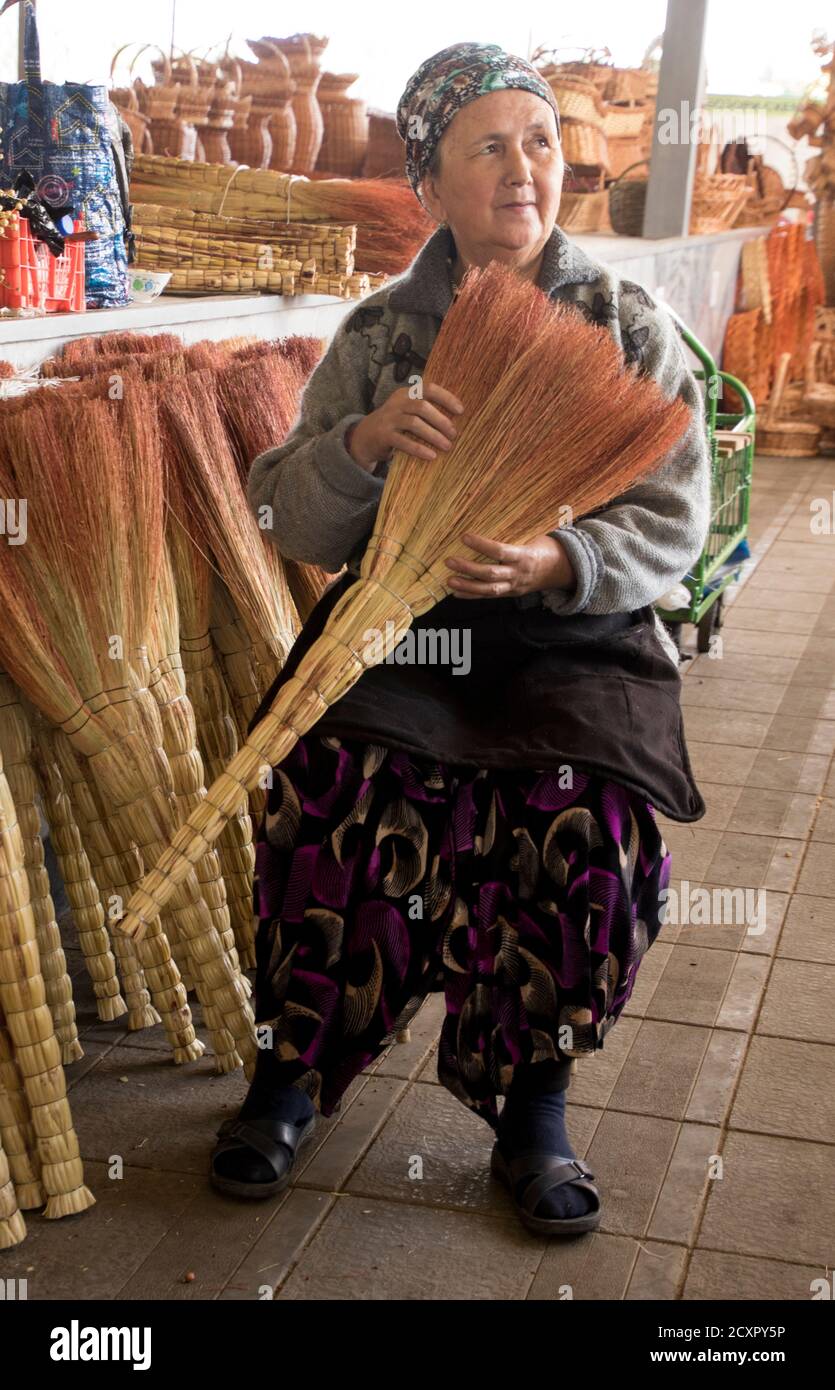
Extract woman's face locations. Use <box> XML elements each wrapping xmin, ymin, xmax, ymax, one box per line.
<box><xmin>420</xmin><ymin>88</ymin><xmax>563</xmax><ymax>269</ymax></box>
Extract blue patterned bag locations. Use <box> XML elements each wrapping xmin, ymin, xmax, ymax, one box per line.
<box><xmin>0</xmin><ymin>0</ymin><xmax>129</xmax><ymax>307</ymax></box>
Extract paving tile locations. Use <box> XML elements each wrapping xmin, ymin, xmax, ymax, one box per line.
<box><xmin>661</xmin><ymin>826</ymin><xmax>722</xmax><ymax>880</ymax></box>
<box><xmin>608</xmin><ymin>1020</ymin><xmax>710</xmax><ymax>1120</ymax></box>
<box><xmin>296</xmin><ymin>1075</ymin><xmax>408</xmax><ymax>1191</ymax></box>
<box><xmin>731</xmin><ymin>587</ymin><xmax>825</xmax><ymax>613</ymax></box>
<box><xmin>745</xmin><ymin>749</ymin><xmax>830</xmax><ymax>794</ymax></box>
<box><xmin>715</xmin><ymin>628</ymin><xmax>808</xmax><ymax>658</ymax></box>
<box><xmin>682</xmin><ymin>707</ymin><xmax>770</xmax><ymax>747</ymax></box>
<box><xmin>647</xmin><ymin>1122</ymin><xmax>721</xmax><ymax>1245</ymax></box>
<box><xmin>795</xmin><ymin>841</ymin><xmax>835</xmax><ymax>898</ymax></box>
<box><xmin>811</xmin><ymin>795</ymin><xmax>835</xmax><ymax>843</ymax></box>
<box><xmin>343</xmin><ymin>1081</ymin><xmax>505</xmax><ymax>1215</ymax></box>
<box><xmin>722</xmin><ymin>606</ymin><xmax>818</xmax><ymax>635</ymax></box>
<box><xmin>742</xmin><ymin>571</ymin><xmax>832</xmax><ymax>594</ymax></box>
<box><xmin>0</xmin><ymin>1160</ymin><xmax>198</xmax><ymax>1300</ymax></box>
<box><xmin>528</xmin><ymin>1231</ymin><xmax>638</xmax><ymax>1300</ymax></box>
<box><xmin>568</xmin><ymin>1016</ymin><xmax>641</xmax><ymax>1107</ymax></box>
<box><xmin>63</xmin><ymin>1037</ymin><xmax>116</xmax><ymax>1089</ymax></box>
<box><xmin>790</xmin><ymin>658</ymin><xmax>835</xmax><ymax>688</ymax></box>
<box><xmin>761</xmin><ymin>714</ymin><xmax>835</xmax><ymax>757</ymax></box>
<box><xmin>729</xmin><ymin>787</ymin><xmax>818</xmax><ymax>840</ymax></box>
<box><xmin>715</xmin><ymin>953</ymin><xmax>770</xmax><ymax>1031</ymax></box>
<box><xmin>756</xmin><ymin>958</ymin><xmax>835</xmax><ymax>1045</ymax></box>
<box><xmin>646</xmin><ymin>944</ymin><xmax>736</xmax><ymax>1028</ymax></box>
<box><xmin>686</xmin><ymin>1029</ymin><xmax>748</xmax><ymax>1124</ymax></box>
<box><xmin>276</xmin><ymin>1196</ymin><xmax>540</xmax><ymax>1300</ymax></box>
<box><xmin>687</xmin><ymin>741</ymin><xmax>757</xmax><ymax>786</ymax></box>
<box><xmin>622</xmin><ymin>940</ymin><xmax>675</xmax><ymax>1015</ymax></box>
<box><xmin>778</xmin><ymin>894</ymin><xmax>835</xmax><ymax>964</ymax></box>
<box><xmin>730</xmin><ymin>1035</ymin><xmax>835</xmax><ymax>1144</ymax></box>
<box><xmin>219</xmin><ymin>1189</ymin><xmax>336</xmax><ymax>1300</ymax></box>
<box><xmin>694</xmin><ymin>782</ymin><xmax>743</xmax><ymax>831</ymax></box>
<box><xmin>624</xmin><ymin>1240</ymin><xmax>689</xmax><ymax>1299</ymax></box>
<box><xmin>687</xmin><ymin>651</ymin><xmax>797</xmax><ymax>685</ymax></box>
<box><xmin>683</xmin><ymin>1248</ymin><xmax>825</xmax><ymax>1300</ymax></box>
<box><xmin>705</xmin><ymin>831</ymin><xmax>803</xmax><ymax>893</ymax></box>
<box><xmin>584</xmin><ymin>1109</ymin><xmax>680</xmax><ymax>1239</ymax></box>
<box><xmin>67</xmin><ymin>1044</ymin><xmax>248</xmax><ymax>1176</ymax></box>
<box><xmin>777</xmin><ymin>685</ymin><xmax>835</xmax><ymax>721</ymax></box>
<box><xmin>681</xmin><ymin>677</ymin><xmax>785</xmax><ymax>715</ymax></box>
<box><xmin>369</xmin><ymin>992</ymin><xmax>445</xmax><ymax>1080</ymax></box>
<box><xmin>676</xmin><ymin>884</ymin><xmax>785</xmax><ymax>955</ymax></box>
<box><xmin>697</xmin><ymin>1131</ymin><xmax>835</xmax><ymax>1266</ymax></box>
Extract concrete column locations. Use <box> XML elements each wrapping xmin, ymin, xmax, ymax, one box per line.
<box><xmin>642</xmin><ymin>0</ymin><xmax>710</xmax><ymax>238</ymax></box>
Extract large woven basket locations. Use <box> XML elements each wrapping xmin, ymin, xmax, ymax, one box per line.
<box><xmin>815</xmin><ymin>195</ymin><xmax>835</xmax><ymax>306</ymax></box>
<box><xmin>363</xmin><ymin>110</ymin><xmax>403</xmax><ymax>178</ymax></box>
<box><xmin>561</xmin><ymin>120</ymin><xmax>608</xmax><ymax>169</ymax></box>
<box><xmin>690</xmin><ymin>174</ymin><xmax>754</xmax><ymax>235</ymax></box>
<box><xmin>531</xmin><ymin>45</ymin><xmax>614</xmax><ymax>95</ymax></box>
<box><xmin>605</xmin><ymin>67</ymin><xmax>656</xmax><ymax>103</ymax></box>
<box><xmin>558</xmin><ymin>187</ymin><xmax>609</xmax><ymax>233</ymax></box>
<box><xmin>608</xmin><ymin>160</ymin><xmax>650</xmax><ymax>236</ymax></box>
<box><xmin>317</xmin><ymin>76</ymin><xmax>368</xmax><ymax>176</ymax></box>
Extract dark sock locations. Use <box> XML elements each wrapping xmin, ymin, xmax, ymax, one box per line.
<box><xmin>496</xmin><ymin>1064</ymin><xmax>595</xmax><ymax>1221</ymax></box>
<box><xmin>213</xmin><ymin>1056</ymin><xmax>315</xmax><ymax>1184</ymax></box>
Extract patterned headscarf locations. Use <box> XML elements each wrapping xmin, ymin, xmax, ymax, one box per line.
<box><xmin>396</xmin><ymin>42</ymin><xmax>561</xmax><ymax>205</ymax></box>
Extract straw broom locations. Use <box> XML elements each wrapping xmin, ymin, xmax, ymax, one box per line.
<box><xmin>0</xmin><ymin>388</ymin><xmax>255</xmax><ymax>1072</ymax></box>
<box><xmin>46</xmin><ymin>727</ymin><xmax>160</xmax><ymax>1032</ymax></box>
<box><xmin>0</xmin><ymin>673</ymin><xmax>82</xmax><ymax>1064</ymax></box>
<box><xmin>166</xmin><ymin>476</ymin><xmax>258</xmax><ymax>970</ymax></box>
<box><xmin>115</xmin><ymin>261</ymin><xmax>693</xmax><ymax>942</ymax></box>
<box><xmin>215</xmin><ymin>341</ymin><xmax>335</xmax><ymax>622</ymax></box>
<box><xmin>28</xmin><ymin>714</ymin><xmax>126</xmax><ymax>1024</ymax></box>
<box><xmin>0</xmin><ymin>743</ymin><xmax>96</xmax><ymax>1219</ymax></box>
<box><xmin>0</xmin><ymin>1010</ymin><xmax>44</xmax><ymax>1210</ymax></box>
<box><xmin>0</xmin><ymin>1119</ymin><xmax>26</xmax><ymax>1248</ymax></box>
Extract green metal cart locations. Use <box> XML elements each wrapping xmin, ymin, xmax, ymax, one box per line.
<box><xmin>654</xmin><ymin>310</ymin><xmax>757</xmax><ymax>654</ymax></box>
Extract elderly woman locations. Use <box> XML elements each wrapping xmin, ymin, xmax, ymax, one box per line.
<box><xmin>210</xmin><ymin>42</ymin><xmax>711</xmax><ymax>1237</ymax></box>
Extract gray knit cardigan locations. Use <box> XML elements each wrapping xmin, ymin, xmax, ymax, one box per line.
<box><xmin>248</xmin><ymin>223</ymin><xmax>712</xmax><ymax>661</ymax></box>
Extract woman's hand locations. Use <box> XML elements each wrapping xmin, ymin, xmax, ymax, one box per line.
<box><xmin>346</xmin><ymin>383</ymin><xmax>464</xmax><ymax>472</ymax></box>
<box><xmin>445</xmin><ymin>531</ymin><xmax>576</xmax><ymax>598</ymax></box>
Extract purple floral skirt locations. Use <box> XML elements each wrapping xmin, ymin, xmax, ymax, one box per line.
<box><xmin>252</xmin><ymin>733</ymin><xmax>672</xmax><ymax>1131</ymax></box>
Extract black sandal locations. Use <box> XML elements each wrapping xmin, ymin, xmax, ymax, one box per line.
<box><xmin>210</xmin><ymin>1110</ymin><xmax>316</xmax><ymax>1200</ymax></box>
<box><xmin>490</xmin><ymin>1144</ymin><xmax>602</xmax><ymax>1236</ymax></box>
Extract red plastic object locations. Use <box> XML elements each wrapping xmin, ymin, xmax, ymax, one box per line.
<box><xmin>0</xmin><ymin>212</ymin><xmax>85</xmax><ymax>313</ymax></box>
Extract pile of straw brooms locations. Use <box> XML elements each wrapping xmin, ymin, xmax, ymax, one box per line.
<box><xmin>0</xmin><ymin>263</ymin><xmax>692</xmax><ymax>1246</ymax></box>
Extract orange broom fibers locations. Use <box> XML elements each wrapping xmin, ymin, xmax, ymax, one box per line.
<box><xmin>117</xmin><ymin>260</ymin><xmax>693</xmax><ymax>943</ymax></box>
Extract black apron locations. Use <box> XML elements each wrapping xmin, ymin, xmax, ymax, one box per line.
<box><xmin>248</xmin><ymin>572</ymin><xmax>706</xmax><ymax>824</ymax></box>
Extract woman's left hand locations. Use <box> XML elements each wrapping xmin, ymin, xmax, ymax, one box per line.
<box><xmin>444</xmin><ymin>531</ymin><xmax>576</xmax><ymax>599</ymax></box>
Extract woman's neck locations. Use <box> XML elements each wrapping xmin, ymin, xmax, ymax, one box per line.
<box><xmin>451</xmin><ymin>245</ymin><xmax>545</xmax><ymax>289</ymax></box>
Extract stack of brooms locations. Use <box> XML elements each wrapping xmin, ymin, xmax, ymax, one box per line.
<box><xmin>0</xmin><ymin>328</ymin><xmax>333</xmax><ymax>1246</ymax></box>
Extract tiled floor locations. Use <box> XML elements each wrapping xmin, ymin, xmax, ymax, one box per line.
<box><xmin>4</xmin><ymin>454</ymin><xmax>835</xmax><ymax>1300</ymax></box>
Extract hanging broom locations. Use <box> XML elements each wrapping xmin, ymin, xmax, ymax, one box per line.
<box><xmin>115</xmin><ymin>260</ymin><xmax>693</xmax><ymax>942</ymax></box>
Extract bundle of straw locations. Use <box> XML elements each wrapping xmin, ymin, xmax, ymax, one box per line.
<box><xmin>0</xmin><ymin>1010</ymin><xmax>44</xmax><ymax>1210</ymax></box>
<box><xmin>130</xmin><ymin>155</ymin><xmax>434</xmax><ymax>275</ymax></box>
<box><xmin>116</xmin><ymin>261</ymin><xmax>692</xmax><ymax>942</ymax></box>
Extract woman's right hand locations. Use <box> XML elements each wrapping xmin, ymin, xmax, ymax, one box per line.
<box><xmin>347</xmin><ymin>383</ymin><xmax>464</xmax><ymax>472</ymax></box>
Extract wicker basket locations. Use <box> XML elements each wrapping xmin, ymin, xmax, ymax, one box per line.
<box><xmin>561</xmin><ymin>119</ymin><xmax>608</xmax><ymax>169</ymax></box>
<box><xmin>558</xmin><ymin>187</ymin><xmax>609</xmax><ymax>233</ymax></box>
<box><xmin>690</xmin><ymin>174</ymin><xmax>754</xmax><ymax>234</ymax></box>
<box><xmin>317</xmin><ymin>77</ymin><xmax>368</xmax><ymax>177</ymax></box>
<box><xmin>543</xmin><ymin>73</ymin><xmax>605</xmax><ymax>128</ymax></box>
<box><xmin>608</xmin><ymin>160</ymin><xmax>650</xmax><ymax>235</ymax></box>
<box><xmin>363</xmin><ymin>110</ymin><xmax>404</xmax><ymax>178</ymax></box>
<box><xmin>757</xmin><ymin>419</ymin><xmax>822</xmax><ymax>455</ymax></box>
<box><xmin>228</xmin><ymin>116</ymin><xmax>273</xmax><ymax>170</ymax></box>
<box><xmin>148</xmin><ymin>118</ymin><xmax>197</xmax><ymax>161</ymax></box>
<box><xmin>602</xmin><ymin>103</ymin><xmax>646</xmax><ymax>138</ymax></box>
<box><xmin>605</xmin><ymin>68</ymin><xmax>655</xmax><ymax>103</ymax></box>
<box><xmin>531</xmin><ymin>46</ymin><xmax>614</xmax><ymax>95</ymax></box>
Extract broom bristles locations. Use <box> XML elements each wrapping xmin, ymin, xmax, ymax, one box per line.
<box><xmin>115</xmin><ymin>259</ymin><xmax>696</xmax><ymax>940</ymax></box>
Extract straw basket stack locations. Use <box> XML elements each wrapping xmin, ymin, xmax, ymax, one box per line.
<box><xmin>316</xmin><ymin>72</ymin><xmax>369</xmax><ymax>177</ymax></box>
<box><xmin>235</xmin><ymin>45</ymin><xmax>297</xmax><ymax>171</ymax></box>
<box><xmin>251</xmin><ymin>33</ymin><xmax>329</xmax><ymax>175</ymax></box>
